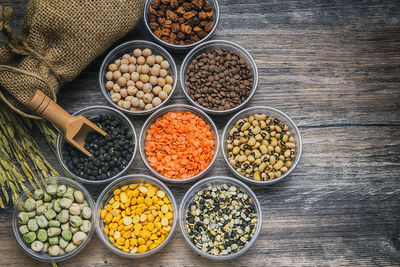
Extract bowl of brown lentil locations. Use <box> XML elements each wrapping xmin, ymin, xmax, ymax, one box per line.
<box><xmin>99</xmin><ymin>40</ymin><xmax>178</xmax><ymax>115</ymax></box>
<box><xmin>143</xmin><ymin>0</ymin><xmax>220</xmax><ymax>52</ymax></box>
<box><xmin>179</xmin><ymin>176</ymin><xmax>262</xmax><ymax>260</ymax></box>
<box><xmin>139</xmin><ymin>104</ymin><xmax>220</xmax><ymax>183</ymax></box>
<box><xmin>180</xmin><ymin>40</ymin><xmax>258</xmax><ymax>115</ymax></box>
<box><xmin>222</xmin><ymin>106</ymin><xmax>302</xmax><ymax>185</ymax></box>
<box><xmin>94</xmin><ymin>174</ymin><xmax>177</xmax><ymax>258</ymax></box>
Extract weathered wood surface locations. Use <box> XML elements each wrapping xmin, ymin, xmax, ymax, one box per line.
<box><xmin>0</xmin><ymin>0</ymin><xmax>399</xmax><ymax>266</ymax></box>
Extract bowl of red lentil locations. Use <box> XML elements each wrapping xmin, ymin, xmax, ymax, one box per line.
<box><xmin>139</xmin><ymin>104</ymin><xmax>220</xmax><ymax>183</ymax></box>
<box><xmin>94</xmin><ymin>174</ymin><xmax>177</xmax><ymax>258</ymax></box>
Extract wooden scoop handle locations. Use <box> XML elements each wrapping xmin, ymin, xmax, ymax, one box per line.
<box><xmin>27</xmin><ymin>90</ymin><xmax>72</xmax><ymax>132</ymax></box>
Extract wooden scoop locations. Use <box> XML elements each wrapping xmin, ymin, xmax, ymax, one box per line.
<box><xmin>27</xmin><ymin>90</ymin><xmax>107</xmax><ymax>157</ymax></box>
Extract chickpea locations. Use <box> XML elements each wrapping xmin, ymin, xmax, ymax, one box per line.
<box><xmin>128</xmin><ymin>64</ymin><xmax>136</xmax><ymax>73</ymax></box>
<box><xmin>117</xmin><ymin>77</ymin><xmax>126</xmax><ymax>87</ymax></box>
<box><xmin>146</xmin><ymin>55</ymin><xmax>155</xmax><ymax>66</ymax></box>
<box><xmin>131</xmin><ymin>97</ymin><xmax>139</xmax><ymax>107</ymax></box>
<box><xmin>140</xmin><ymin>74</ymin><xmax>150</xmax><ymax>83</ymax></box>
<box><xmin>117</xmin><ymin>100</ymin><xmax>124</xmax><ymax>107</ymax></box>
<box><xmin>136</xmin><ymin>81</ymin><xmax>144</xmax><ymax>89</ymax></box>
<box><xmin>122</xmin><ymin>101</ymin><xmax>131</xmax><ymax>109</ymax></box>
<box><xmin>112</xmin><ymin>83</ymin><xmax>121</xmax><ymax>93</ymax></box>
<box><xmin>152</xmin><ymin>97</ymin><xmax>162</xmax><ymax>107</ymax></box>
<box><xmin>163</xmin><ymin>84</ymin><xmax>172</xmax><ymax>94</ymax></box>
<box><xmin>122</xmin><ymin>73</ymin><xmax>131</xmax><ymax>81</ymax></box>
<box><xmin>160</xmin><ymin>60</ymin><xmax>169</xmax><ymax>69</ymax></box>
<box><xmin>120</xmin><ymin>64</ymin><xmax>129</xmax><ymax>73</ymax></box>
<box><xmin>114</xmin><ymin>59</ymin><xmax>121</xmax><ymax>67</ymax></box>
<box><xmin>150</xmin><ymin>66</ymin><xmax>160</xmax><ymax>76</ymax></box>
<box><xmin>133</xmin><ymin>49</ymin><xmax>142</xmax><ymax>57</ymax></box>
<box><xmin>145</xmin><ymin>103</ymin><xmax>154</xmax><ymax>110</ymax></box>
<box><xmin>105</xmin><ymin>71</ymin><xmax>113</xmax><ymax>80</ymax></box>
<box><xmin>120</xmin><ymin>88</ymin><xmax>128</xmax><ymax>98</ymax></box>
<box><xmin>108</xmin><ymin>64</ymin><xmax>118</xmax><ymax>72</ymax></box>
<box><xmin>158</xmin><ymin>91</ymin><xmax>168</xmax><ymax>100</ymax></box>
<box><xmin>152</xmin><ymin>86</ymin><xmax>162</xmax><ymax>95</ymax></box>
<box><xmin>159</xmin><ymin>69</ymin><xmax>168</xmax><ymax>77</ymax></box>
<box><xmin>137</xmin><ymin>56</ymin><xmax>145</xmax><ymax>65</ymax></box>
<box><xmin>149</xmin><ymin>76</ymin><xmax>158</xmax><ymax>86</ymax></box>
<box><xmin>125</xmin><ymin>96</ymin><xmax>133</xmax><ymax>102</ymax></box>
<box><xmin>155</xmin><ymin>55</ymin><xmax>163</xmax><ymax>64</ymax></box>
<box><xmin>165</xmin><ymin>75</ymin><xmax>173</xmax><ymax>84</ymax></box>
<box><xmin>120</xmin><ymin>58</ymin><xmax>129</xmax><ymax>65</ymax></box>
<box><xmin>136</xmin><ymin>65</ymin><xmax>142</xmax><ymax>73</ymax></box>
<box><xmin>157</xmin><ymin>77</ymin><xmax>165</xmax><ymax>87</ymax></box>
<box><xmin>143</xmin><ymin>83</ymin><xmax>152</xmax><ymax>93</ymax></box>
<box><xmin>128</xmin><ymin>56</ymin><xmax>136</xmax><ymax>65</ymax></box>
<box><xmin>141</xmin><ymin>64</ymin><xmax>150</xmax><ymax>74</ymax></box>
<box><xmin>136</xmin><ymin>91</ymin><xmax>144</xmax><ymax>99</ymax></box>
<box><xmin>111</xmin><ymin>93</ymin><xmax>121</xmax><ymax>102</ymax></box>
<box><xmin>112</xmin><ymin>71</ymin><xmax>121</xmax><ymax>80</ymax></box>
<box><xmin>143</xmin><ymin>48</ymin><xmax>152</xmax><ymax>57</ymax></box>
<box><xmin>138</xmin><ymin>99</ymin><xmax>145</xmax><ymax>109</ymax></box>
<box><xmin>131</xmin><ymin>72</ymin><xmax>139</xmax><ymax>82</ymax></box>
<box><xmin>126</xmin><ymin>80</ymin><xmax>135</xmax><ymax>87</ymax></box>
<box><xmin>127</xmin><ymin>86</ymin><xmax>138</xmax><ymax>96</ymax></box>
<box><xmin>105</xmin><ymin>81</ymin><xmax>114</xmax><ymax>90</ymax></box>
<box><xmin>143</xmin><ymin>93</ymin><xmax>153</xmax><ymax>104</ymax></box>
<box><xmin>122</xmin><ymin>53</ymin><xmax>130</xmax><ymax>59</ymax></box>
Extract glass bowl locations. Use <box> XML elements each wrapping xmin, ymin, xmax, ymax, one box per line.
<box><xmin>12</xmin><ymin>176</ymin><xmax>95</xmax><ymax>263</ymax></box>
<box><xmin>143</xmin><ymin>0</ymin><xmax>220</xmax><ymax>52</ymax></box>
<box><xmin>221</xmin><ymin>106</ymin><xmax>303</xmax><ymax>185</ymax></box>
<box><xmin>179</xmin><ymin>176</ymin><xmax>262</xmax><ymax>260</ymax></box>
<box><xmin>99</xmin><ymin>40</ymin><xmax>178</xmax><ymax>115</ymax></box>
<box><xmin>180</xmin><ymin>40</ymin><xmax>259</xmax><ymax>115</ymax></box>
<box><xmin>94</xmin><ymin>174</ymin><xmax>178</xmax><ymax>258</ymax></box>
<box><xmin>56</xmin><ymin>106</ymin><xmax>137</xmax><ymax>185</ymax></box>
<box><xmin>139</xmin><ymin>104</ymin><xmax>219</xmax><ymax>183</ymax></box>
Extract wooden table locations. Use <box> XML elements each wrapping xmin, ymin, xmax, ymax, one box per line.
<box><xmin>1</xmin><ymin>0</ymin><xmax>399</xmax><ymax>266</ymax></box>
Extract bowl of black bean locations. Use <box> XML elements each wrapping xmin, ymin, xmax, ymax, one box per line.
<box><xmin>179</xmin><ymin>176</ymin><xmax>262</xmax><ymax>260</ymax></box>
<box><xmin>56</xmin><ymin>106</ymin><xmax>137</xmax><ymax>185</ymax></box>
<box><xmin>180</xmin><ymin>40</ymin><xmax>258</xmax><ymax>115</ymax></box>
<box><xmin>222</xmin><ymin>106</ymin><xmax>302</xmax><ymax>185</ymax></box>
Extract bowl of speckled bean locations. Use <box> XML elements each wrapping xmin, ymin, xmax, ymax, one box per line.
<box><xmin>179</xmin><ymin>176</ymin><xmax>262</xmax><ymax>260</ymax></box>
<box><xmin>222</xmin><ymin>106</ymin><xmax>302</xmax><ymax>185</ymax></box>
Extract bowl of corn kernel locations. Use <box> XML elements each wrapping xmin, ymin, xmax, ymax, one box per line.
<box><xmin>94</xmin><ymin>174</ymin><xmax>177</xmax><ymax>258</ymax></box>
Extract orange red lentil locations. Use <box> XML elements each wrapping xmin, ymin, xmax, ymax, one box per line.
<box><xmin>144</xmin><ymin>111</ymin><xmax>215</xmax><ymax>179</ymax></box>
<box><xmin>100</xmin><ymin>183</ymin><xmax>173</xmax><ymax>254</ymax></box>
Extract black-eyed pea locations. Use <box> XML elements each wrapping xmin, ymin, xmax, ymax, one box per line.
<box><xmin>279</xmin><ymin>155</ymin><xmax>285</xmax><ymax>161</ymax></box>
<box><xmin>253</xmin><ymin>142</ymin><xmax>261</xmax><ymax>149</ymax></box>
<box><xmin>286</xmin><ymin>142</ymin><xmax>295</xmax><ymax>149</ymax></box>
<box><xmin>238</xmin><ymin>155</ymin><xmax>247</xmax><ymax>162</ymax></box>
<box><xmin>274</xmin><ymin>171</ymin><xmax>281</xmax><ymax>178</ymax></box>
<box><xmin>268</xmin><ymin>172</ymin><xmax>275</xmax><ymax>180</ymax></box>
<box><xmin>269</xmin><ymin>155</ymin><xmax>276</xmax><ymax>165</ymax></box>
<box><xmin>247</xmin><ymin>155</ymin><xmax>255</xmax><ymax>162</ymax></box>
<box><xmin>284</xmin><ymin>149</ymin><xmax>291</xmax><ymax>158</ymax></box>
<box><xmin>289</xmin><ymin>136</ymin><xmax>295</xmax><ymax>143</ymax></box>
<box><xmin>241</xmin><ymin>122</ymin><xmax>250</xmax><ymax>131</ymax></box>
<box><xmin>274</xmin><ymin>160</ymin><xmax>284</xmax><ymax>170</ymax></box>
<box><xmin>258</xmin><ymin>162</ymin><xmax>267</xmax><ymax>172</ymax></box>
<box><xmin>282</xmin><ymin>134</ymin><xmax>289</xmax><ymax>143</ymax></box>
<box><xmin>260</xmin><ymin>120</ymin><xmax>267</xmax><ymax>129</ymax></box>
<box><xmin>254</xmin><ymin>171</ymin><xmax>260</xmax><ymax>181</ymax></box>
<box><xmin>255</xmin><ymin>134</ymin><xmax>263</xmax><ymax>142</ymax></box>
<box><xmin>275</xmin><ymin>133</ymin><xmax>281</xmax><ymax>139</ymax></box>
<box><xmin>275</xmin><ymin>125</ymin><xmax>282</xmax><ymax>133</ymax></box>
<box><xmin>254</xmin><ymin>114</ymin><xmax>266</xmax><ymax>121</ymax></box>
<box><xmin>248</xmin><ymin>137</ymin><xmax>256</xmax><ymax>146</ymax></box>
<box><xmin>268</xmin><ymin>145</ymin><xmax>274</xmax><ymax>154</ymax></box>
<box><xmin>232</xmin><ymin>146</ymin><xmax>240</xmax><ymax>155</ymax></box>
<box><xmin>233</xmin><ymin>139</ymin><xmax>240</xmax><ymax>146</ymax></box>
<box><xmin>248</xmin><ymin>115</ymin><xmax>254</xmax><ymax>123</ymax></box>
<box><xmin>259</xmin><ymin>145</ymin><xmax>268</xmax><ymax>154</ymax></box>
<box><xmin>281</xmin><ymin>166</ymin><xmax>288</xmax><ymax>173</ymax></box>
<box><xmin>245</xmin><ymin>149</ymin><xmax>252</xmax><ymax>156</ymax></box>
<box><xmin>261</xmin><ymin>172</ymin><xmax>267</xmax><ymax>180</ymax></box>
<box><xmin>275</xmin><ymin>146</ymin><xmax>281</xmax><ymax>153</ymax></box>
<box><xmin>285</xmin><ymin>161</ymin><xmax>292</xmax><ymax>168</ymax></box>
<box><xmin>251</xmin><ymin>126</ymin><xmax>261</xmax><ymax>135</ymax></box>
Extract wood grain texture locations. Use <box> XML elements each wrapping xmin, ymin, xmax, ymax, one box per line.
<box><xmin>0</xmin><ymin>0</ymin><xmax>399</xmax><ymax>266</ymax></box>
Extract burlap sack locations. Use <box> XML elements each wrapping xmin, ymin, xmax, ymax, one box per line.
<box><xmin>0</xmin><ymin>0</ymin><xmax>144</xmax><ymax>119</ymax></box>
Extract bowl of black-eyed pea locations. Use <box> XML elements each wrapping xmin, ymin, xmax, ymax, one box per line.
<box><xmin>221</xmin><ymin>106</ymin><xmax>303</xmax><ymax>185</ymax></box>
<box><xmin>99</xmin><ymin>40</ymin><xmax>178</xmax><ymax>115</ymax></box>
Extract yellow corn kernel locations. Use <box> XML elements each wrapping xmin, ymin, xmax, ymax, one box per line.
<box><xmin>140</xmin><ymin>214</ymin><xmax>147</xmax><ymax>222</ymax></box>
<box><xmin>147</xmin><ymin>189</ymin><xmax>155</xmax><ymax>197</ymax></box>
<box><xmin>148</xmin><ymin>214</ymin><xmax>155</xmax><ymax>222</ymax></box>
<box><xmin>150</xmin><ymin>234</ymin><xmax>158</xmax><ymax>240</ymax></box>
<box><xmin>137</xmin><ymin>196</ymin><xmax>145</xmax><ymax>204</ymax></box>
<box><xmin>116</xmin><ymin>237</ymin><xmax>125</xmax><ymax>246</ymax></box>
<box><xmin>161</xmin><ymin>204</ymin><xmax>168</xmax><ymax>214</ymax></box>
<box><xmin>131</xmin><ymin>198</ymin><xmax>137</xmax><ymax>205</ymax></box>
<box><xmin>114</xmin><ymin>231</ymin><xmax>121</xmax><ymax>240</ymax></box>
<box><xmin>105</xmin><ymin>204</ymin><xmax>112</xmax><ymax>211</ymax></box>
<box><xmin>109</xmin><ymin>229</ymin><xmax>115</xmax><ymax>237</ymax></box>
<box><xmin>156</xmin><ymin>190</ymin><xmax>165</xmax><ymax>198</ymax></box>
<box><xmin>149</xmin><ymin>243</ymin><xmax>158</xmax><ymax>250</ymax></box>
<box><xmin>118</xmin><ymin>225</ymin><xmax>124</xmax><ymax>231</ymax></box>
<box><xmin>155</xmin><ymin>221</ymin><xmax>162</xmax><ymax>230</ymax></box>
<box><xmin>137</xmin><ymin>237</ymin><xmax>145</xmax><ymax>245</ymax></box>
<box><xmin>147</xmin><ymin>222</ymin><xmax>155</xmax><ymax>231</ymax></box>
<box><xmin>140</xmin><ymin>230</ymin><xmax>151</xmax><ymax>239</ymax></box>
<box><xmin>114</xmin><ymin>195</ymin><xmax>120</xmax><ymax>201</ymax></box>
<box><xmin>130</xmin><ymin>238</ymin><xmax>137</xmax><ymax>246</ymax></box>
<box><xmin>104</xmin><ymin>227</ymin><xmax>109</xmax><ymax>235</ymax></box>
<box><xmin>121</xmin><ymin>185</ymin><xmax>128</xmax><ymax>191</ymax></box>
<box><xmin>152</xmin><ymin>196</ymin><xmax>158</xmax><ymax>203</ymax></box>
<box><xmin>100</xmin><ymin>210</ymin><xmax>107</xmax><ymax>219</ymax></box>
<box><xmin>167</xmin><ymin>204</ymin><xmax>173</xmax><ymax>211</ymax></box>
<box><xmin>146</xmin><ymin>240</ymin><xmax>153</xmax><ymax>247</ymax></box>
<box><xmin>137</xmin><ymin>245</ymin><xmax>147</xmax><ymax>253</ymax></box>
<box><xmin>122</xmin><ymin>247</ymin><xmax>129</xmax><ymax>253</ymax></box>
<box><xmin>129</xmin><ymin>184</ymin><xmax>138</xmax><ymax>190</ymax></box>
<box><xmin>120</xmin><ymin>192</ymin><xmax>128</xmax><ymax>203</ymax></box>
<box><xmin>163</xmin><ymin>225</ymin><xmax>171</xmax><ymax>232</ymax></box>
<box><xmin>133</xmin><ymin>228</ymin><xmax>140</xmax><ymax>236</ymax></box>
<box><xmin>144</xmin><ymin>197</ymin><xmax>153</xmax><ymax>206</ymax></box>
<box><xmin>104</xmin><ymin>213</ymin><xmax>113</xmax><ymax>223</ymax></box>
<box><xmin>124</xmin><ymin>224</ymin><xmax>133</xmax><ymax>231</ymax></box>
<box><xmin>161</xmin><ymin>217</ymin><xmax>168</xmax><ymax>226</ymax></box>
<box><xmin>112</xmin><ymin>223</ymin><xmax>118</xmax><ymax>231</ymax></box>
<box><xmin>163</xmin><ymin>197</ymin><xmax>170</xmax><ymax>204</ymax></box>
<box><xmin>157</xmin><ymin>200</ymin><xmax>165</xmax><ymax>206</ymax></box>
<box><xmin>165</xmin><ymin>212</ymin><xmax>173</xmax><ymax>220</ymax></box>
<box><xmin>111</xmin><ymin>209</ymin><xmax>120</xmax><ymax>217</ymax></box>
<box><xmin>113</xmin><ymin>189</ymin><xmax>121</xmax><ymax>196</ymax></box>
<box><xmin>109</xmin><ymin>236</ymin><xmax>115</xmax><ymax>244</ymax></box>
<box><xmin>123</xmin><ymin>231</ymin><xmax>131</xmax><ymax>239</ymax></box>
<box><xmin>139</xmin><ymin>186</ymin><xmax>148</xmax><ymax>194</ymax></box>
<box><xmin>160</xmin><ymin>229</ymin><xmax>167</xmax><ymax>235</ymax></box>
<box><xmin>112</xmin><ymin>201</ymin><xmax>120</xmax><ymax>209</ymax></box>
<box><xmin>133</xmin><ymin>223</ymin><xmax>142</xmax><ymax>230</ymax></box>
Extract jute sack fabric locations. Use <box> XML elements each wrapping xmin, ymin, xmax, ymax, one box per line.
<box><xmin>0</xmin><ymin>0</ymin><xmax>144</xmax><ymax>119</ymax></box>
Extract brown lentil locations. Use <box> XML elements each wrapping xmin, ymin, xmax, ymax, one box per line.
<box><xmin>185</xmin><ymin>48</ymin><xmax>253</xmax><ymax>111</ymax></box>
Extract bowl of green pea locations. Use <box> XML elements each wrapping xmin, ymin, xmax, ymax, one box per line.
<box><xmin>12</xmin><ymin>176</ymin><xmax>95</xmax><ymax>262</ymax></box>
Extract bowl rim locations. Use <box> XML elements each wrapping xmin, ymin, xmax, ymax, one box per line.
<box><xmin>98</xmin><ymin>39</ymin><xmax>178</xmax><ymax>115</ymax></box>
<box><xmin>178</xmin><ymin>175</ymin><xmax>262</xmax><ymax>260</ymax></box>
<box><xmin>94</xmin><ymin>174</ymin><xmax>178</xmax><ymax>258</ymax></box>
<box><xmin>139</xmin><ymin>104</ymin><xmax>220</xmax><ymax>183</ymax></box>
<box><xmin>56</xmin><ymin>105</ymin><xmax>137</xmax><ymax>185</ymax></box>
<box><xmin>143</xmin><ymin>0</ymin><xmax>220</xmax><ymax>50</ymax></box>
<box><xmin>179</xmin><ymin>39</ymin><xmax>259</xmax><ymax>115</ymax></box>
<box><xmin>221</xmin><ymin>106</ymin><xmax>303</xmax><ymax>185</ymax></box>
<box><xmin>12</xmin><ymin>176</ymin><xmax>96</xmax><ymax>263</ymax></box>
